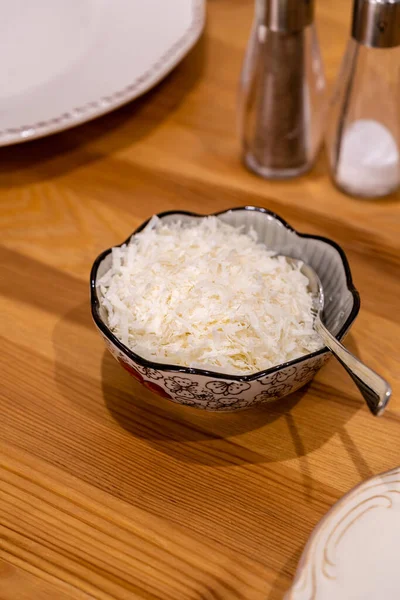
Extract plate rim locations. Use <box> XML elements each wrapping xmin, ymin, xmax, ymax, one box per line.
<box><xmin>0</xmin><ymin>0</ymin><xmax>205</xmax><ymax>146</ymax></box>
<box><xmin>285</xmin><ymin>465</ymin><xmax>400</xmax><ymax>599</ymax></box>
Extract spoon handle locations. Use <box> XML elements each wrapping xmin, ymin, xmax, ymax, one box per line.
<box><xmin>315</xmin><ymin>317</ymin><xmax>391</xmax><ymax>416</ymax></box>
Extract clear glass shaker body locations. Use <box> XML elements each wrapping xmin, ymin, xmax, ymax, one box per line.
<box><xmin>238</xmin><ymin>3</ymin><xmax>326</xmax><ymax>179</ymax></box>
<box><xmin>326</xmin><ymin>39</ymin><xmax>400</xmax><ymax>197</ymax></box>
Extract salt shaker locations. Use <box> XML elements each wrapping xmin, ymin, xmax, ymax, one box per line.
<box><xmin>238</xmin><ymin>0</ymin><xmax>326</xmax><ymax>179</ymax></box>
<box><xmin>326</xmin><ymin>0</ymin><xmax>400</xmax><ymax>197</ymax></box>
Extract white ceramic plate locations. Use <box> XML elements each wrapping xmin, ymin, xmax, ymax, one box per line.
<box><xmin>0</xmin><ymin>0</ymin><xmax>205</xmax><ymax>146</ymax></box>
<box><xmin>286</xmin><ymin>467</ymin><xmax>400</xmax><ymax>600</ymax></box>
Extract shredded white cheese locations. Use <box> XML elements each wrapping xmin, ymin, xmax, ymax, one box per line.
<box><xmin>98</xmin><ymin>216</ymin><xmax>322</xmax><ymax>375</ymax></box>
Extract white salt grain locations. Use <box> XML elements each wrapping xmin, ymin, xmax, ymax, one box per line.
<box><xmin>336</xmin><ymin>119</ymin><xmax>400</xmax><ymax>197</ymax></box>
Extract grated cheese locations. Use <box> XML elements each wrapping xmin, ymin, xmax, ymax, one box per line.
<box><xmin>98</xmin><ymin>216</ymin><xmax>322</xmax><ymax>375</ymax></box>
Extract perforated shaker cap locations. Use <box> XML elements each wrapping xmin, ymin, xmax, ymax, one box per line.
<box><xmin>352</xmin><ymin>0</ymin><xmax>400</xmax><ymax>47</ymax></box>
<box><xmin>261</xmin><ymin>0</ymin><xmax>314</xmax><ymax>33</ymax></box>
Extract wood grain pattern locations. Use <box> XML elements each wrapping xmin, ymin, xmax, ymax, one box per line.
<box><xmin>0</xmin><ymin>1</ymin><xmax>399</xmax><ymax>598</ymax></box>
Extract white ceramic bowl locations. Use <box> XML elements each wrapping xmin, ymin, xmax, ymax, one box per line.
<box><xmin>90</xmin><ymin>207</ymin><xmax>360</xmax><ymax>412</ymax></box>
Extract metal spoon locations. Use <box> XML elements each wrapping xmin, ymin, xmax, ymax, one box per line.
<box><xmin>289</xmin><ymin>258</ymin><xmax>392</xmax><ymax>416</ymax></box>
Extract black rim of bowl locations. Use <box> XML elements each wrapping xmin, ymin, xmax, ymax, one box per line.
<box><xmin>90</xmin><ymin>206</ymin><xmax>360</xmax><ymax>382</ymax></box>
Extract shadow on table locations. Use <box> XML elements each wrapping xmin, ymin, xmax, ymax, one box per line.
<box><xmin>0</xmin><ymin>34</ymin><xmax>206</xmax><ymax>189</ymax></box>
<box><xmin>53</xmin><ymin>303</ymin><xmax>366</xmax><ymax>475</ymax></box>
<box><xmin>100</xmin><ymin>338</ymin><xmax>363</xmax><ymax>469</ymax></box>
<box><xmin>266</xmin><ymin>545</ymin><xmax>305</xmax><ymax>600</ymax></box>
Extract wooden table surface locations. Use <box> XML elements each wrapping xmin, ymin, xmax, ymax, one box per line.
<box><xmin>1</xmin><ymin>1</ymin><xmax>399</xmax><ymax>598</ymax></box>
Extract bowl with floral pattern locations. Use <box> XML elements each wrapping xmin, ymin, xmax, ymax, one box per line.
<box><xmin>90</xmin><ymin>207</ymin><xmax>360</xmax><ymax>412</ymax></box>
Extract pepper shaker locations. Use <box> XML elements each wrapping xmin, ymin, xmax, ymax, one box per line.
<box><xmin>326</xmin><ymin>0</ymin><xmax>400</xmax><ymax>197</ymax></box>
<box><xmin>238</xmin><ymin>0</ymin><xmax>326</xmax><ymax>179</ymax></box>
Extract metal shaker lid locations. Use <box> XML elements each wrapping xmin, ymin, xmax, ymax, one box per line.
<box><xmin>352</xmin><ymin>0</ymin><xmax>400</xmax><ymax>48</ymax></box>
<box><xmin>262</xmin><ymin>0</ymin><xmax>314</xmax><ymax>33</ymax></box>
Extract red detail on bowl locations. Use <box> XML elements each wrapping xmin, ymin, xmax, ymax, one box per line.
<box><xmin>118</xmin><ymin>360</ymin><xmax>171</xmax><ymax>399</ymax></box>
<box><xmin>143</xmin><ymin>380</ymin><xmax>172</xmax><ymax>399</ymax></box>
<box><xmin>118</xmin><ymin>359</ymin><xmax>144</xmax><ymax>383</ymax></box>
